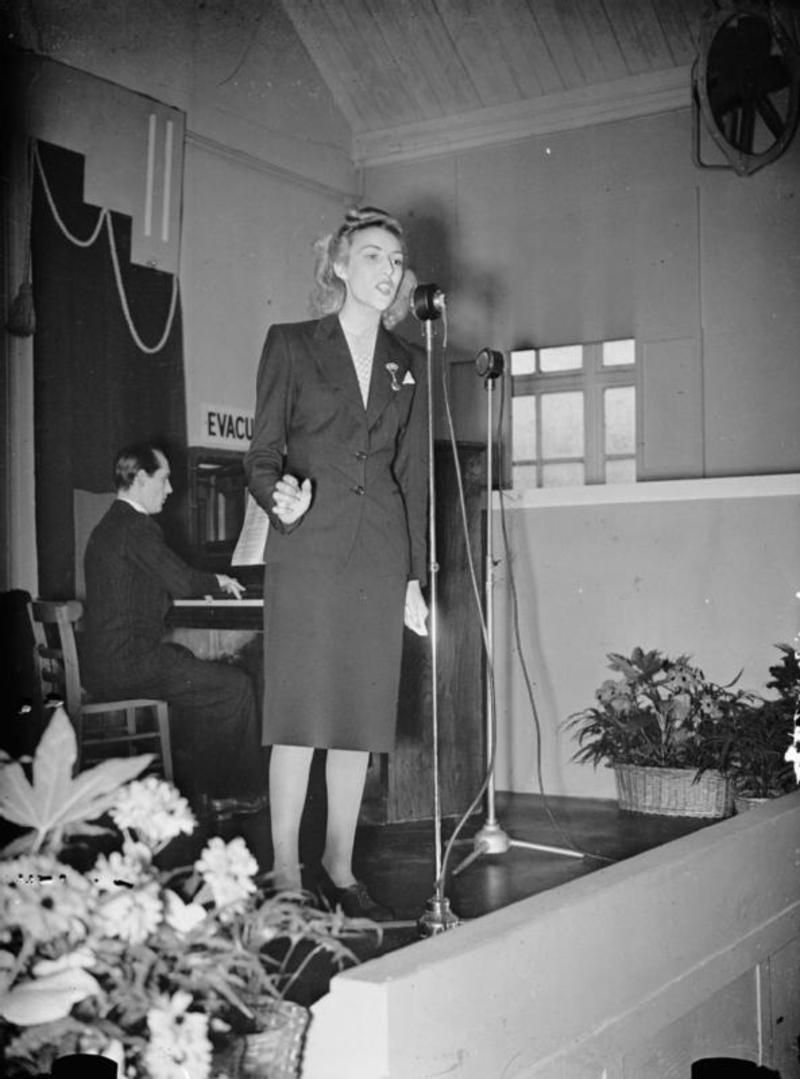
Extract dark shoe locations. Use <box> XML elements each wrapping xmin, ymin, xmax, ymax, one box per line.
<box><xmin>201</xmin><ymin>793</ymin><xmax>268</xmax><ymax>822</ymax></box>
<box><xmin>315</xmin><ymin>866</ymin><xmax>394</xmax><ymax>922</ymax></box>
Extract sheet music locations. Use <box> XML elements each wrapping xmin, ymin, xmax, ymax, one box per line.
<box><xmin>232</xmin><ymin>493</ymin><xmax>269</xmax><ymax>565</ymax></box>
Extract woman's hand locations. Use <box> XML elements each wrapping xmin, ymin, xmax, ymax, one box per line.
<box><xmin>404</xmin><ymin>579</ymin><xmax>428</xmax><ymax>636</ymax></box>
<box><xmin>272</xmin><ymin>474</ymin><xmax>312</xmax><ymax>525</ymax></box>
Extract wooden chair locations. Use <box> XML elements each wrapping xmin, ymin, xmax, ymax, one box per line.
<box><xmin>29</xmin><ymin>599</ymin><xmax>173</xmax><ymax>779</ymax></box>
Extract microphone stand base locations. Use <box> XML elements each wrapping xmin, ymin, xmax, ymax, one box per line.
<box><xmin>418</xmin><ymin>893</ymin><xmax>461</xmax><ymax>937</ymax></box>
<box><xmin>473</xmin><ymin>820</ymin><xmax>511</xmax><ymax>855</ymax></box>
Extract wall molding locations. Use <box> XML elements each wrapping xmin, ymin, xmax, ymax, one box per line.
<box><xmin>185</xmin><ymin>131</ymin><xmax>357</xmax><ymax>201</ymax></box>
<box><xmin>498</xmin><ymin>472</ymin><xmax>800</xmax><ymax>510</ymax></box>
<box><xmin>354</xmin><ymin>67</ymin><xmax>692</xmax><ymax>166</ymax></box>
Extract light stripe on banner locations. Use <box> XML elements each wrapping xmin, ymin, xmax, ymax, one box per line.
<box><xmin>144</xmin><ymin>113</ymin><xmax>157</xmax><ymax>238</ymax></box>
<box><xmin>162</xmin><ymin>119</ymin><xmax>174</xmax><ymax>243</ymax></box>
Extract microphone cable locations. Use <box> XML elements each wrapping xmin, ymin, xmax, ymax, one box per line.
<box><xmin>414</xmin><ymin>331</ymin><xmax>614</xmax><ymax>899</ymax></box>
<box><xmin>494</xmin><ymin>374</ymin><xmax>615</xmax><ymax>865</ymax></box>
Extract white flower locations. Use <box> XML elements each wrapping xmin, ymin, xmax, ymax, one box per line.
<box><xmin>163</xmin><ymin>891</ymin><xmax>207</xmax><ymax>934</ymax></box>
<box><xmin>0</xmin><ymin>857</ymin><xmax>92</xmax><ymax>944</ymax></box>
<box><xmin>785</xmin><ymin>723</ymin><xmax>800</xmax><ymax>783</ymax></box>
<box><xmin>195</xmin><ymin>837</ymin><xmax>257</xmax><ymax>914</ymax></box>
<box><xmin>111</xmin><ymin>777</ymin><xmax>196</xmax><ymax>850</ymax></box>
<box><xmin>95</xmin><ymin>881</ymin><xmax>163</xmax><ymax>944</ymax></box>
<box><xmin>145</xmin><ymin>991</ymin><xmax>212</xmax><ymax>1079</ymax></box>
<box><xmin>91</xmin><ymin>841</ymin><xmax>153</xmax><ymax>892</ymax></box>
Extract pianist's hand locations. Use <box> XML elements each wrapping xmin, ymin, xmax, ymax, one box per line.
<box><xmin>272</xmin><ymin>474</ymin><xmax>312</xmax><ymax>525</ymax></box>
<box><xmin>216</xmin><ymin>574</ymin><xmax>246</xmax><ymax>600</ymax></box>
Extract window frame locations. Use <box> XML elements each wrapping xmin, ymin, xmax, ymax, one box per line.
<box><xmin>510</xmin><ymin>339</ymin><xmax>640</xmax><ymax>488</ymax></box>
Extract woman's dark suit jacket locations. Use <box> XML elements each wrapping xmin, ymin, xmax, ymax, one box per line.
<box><xmin>244</xmin><ymin>315</ymin><xmax>428</xmax><ymax>584</ymax></box>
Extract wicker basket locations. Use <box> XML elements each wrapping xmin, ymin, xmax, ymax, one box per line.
<box><xmin>613</xmin><ymin>765</ymin><xmax>734</xmax><ymax>818</ymax></box>
<box><xmin>237</xmin><ymin>999</ymin><xmax>309</xmax><ymax>1079</ymax></box>
<box><xmin>734</xmin><ymin>793</ymin><xmax>770</xmax><ymax>814</ymax></box>
<box><xmin>213</xmin><ymin>1000</ymin><xmax>310</xmax><ymax>1079</ymax></box>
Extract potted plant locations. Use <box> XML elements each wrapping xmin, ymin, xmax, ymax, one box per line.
<box><xmin>0</xmin><ymin>709</ymin><xmax>375</xmax><ymax>1079</ymax></box>
<box><xmin>727</xmin><ymin>644</ymin><xmax>800</xmax><ymax>810</ymax></box>
<box><xmin>566</xmin><ymin>646</ymin><xmax>762</xmax><ymax>818</ymax></box>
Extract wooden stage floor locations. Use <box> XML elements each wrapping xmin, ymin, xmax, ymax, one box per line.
<box><xmin>167</xmin><ymin>788</ymin><xmax>717</xmax><ymax>1004</ymax></box>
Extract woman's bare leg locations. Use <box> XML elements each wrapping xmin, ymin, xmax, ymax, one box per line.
<box><xmin>269</xmin><ymin>744</ymin><xmax>314</xmax><ymax>890</ymax></box>
<box><xmin>321</xmin><ymin>748</ymin><xmax>370</xmax><ymax>887</ymax></box>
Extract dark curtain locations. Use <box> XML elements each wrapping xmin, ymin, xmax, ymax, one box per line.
<box><xmin>32</xmin><ymin>141</ymin><xmax>188</xmax><ymax>599</ymax></box>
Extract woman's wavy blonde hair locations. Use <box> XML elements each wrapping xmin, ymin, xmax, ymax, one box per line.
<box><xmin>309</xmin><ymin>206</ymin><xmax>407</xmax><ymax>317</ymax></box>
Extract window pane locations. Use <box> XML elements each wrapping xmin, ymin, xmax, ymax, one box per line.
<box><xmin>541</xmin><ymin>392</ymin><xmax>583</xmax><ymax>457</ymax></box>
<box><xmin>510</xmin><ymin>349</ymin><xmax>538</xmax><ymax>375</ymax></box>
<box><xmin>540</xmin><ymin>344</ymin><xmax>582</xmax><ymax>372</ymax></box>
<box><xmin>512</xmin><ymin>395</ymin><xmax>537</xmax><ymax>462</ymax></box>
<box><xmin>602</xmin><ymin>339</ymin><xmax>635</xmax><ymax>366</ymax></box>
<box><xmin>604</xmin><ymin>386</ymin><xmax>635</xmax><ymax>454</ymax></box>
<box><xmin>542</xmin><ymin>462</ymin><xmax>585</xmax><ymax>487</ymax></box>
<box><xmin>605</xmin><ymin>457</ymin><xmax>637</xmax><ymax>484</ymax></box>
<box><xmin>512</xmin><ymin>463</ymin><xmax>539</xmax><ymax>489</ymax></box>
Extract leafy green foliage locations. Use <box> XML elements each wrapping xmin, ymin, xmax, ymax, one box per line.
<box><xmin>0</xmin><ymin>708</ymin><xmax>153</xmax><ymax>856</ymax></box>
<box><xmin>566</xmin><ymin>646</ymin><xmax>760</xmax><ymax>774</ymax></box>
<box><xmin>725</xmin><ymin>644</ymin><xmax>800</xmax><ymax>797</ymax></box>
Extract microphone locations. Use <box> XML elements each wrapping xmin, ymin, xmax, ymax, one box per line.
<box><xmin>475</xmin><ymin>348</ymin><xmax>504</xmax><ymax>379</ymax></box>
<box><xmin>410</xmin><ymin>283</ymin><xmax>445</xmax><ymax>321</ymax></box>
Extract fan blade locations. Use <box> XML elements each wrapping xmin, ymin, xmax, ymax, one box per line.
<box><xmin>708</xmin><ymin>25</ymin><xmax>746</xmax><ymax>81</ymax></box>
<box><xmin>736</xmin><ymin>15</ymin><xmax>773</xmax><ymax>60</ymax></box>
<box><xmin>759</xmin><ymin>55</ymin><xmax>791</xmax><ymax>95</ymax></box>
<box><xmin>736</xmin><ymin>100</ymin><xmax>757</xmax><ymax>152</ymax></box>
<box><xmin>709</xmin><ymin>78</ymin><xmax>743</xmax><ymax>118</ymax></box>
<box><xmin>757</xmin><ymin>94</ymin><xmax>787</xmax><ymax>140</ymax></box>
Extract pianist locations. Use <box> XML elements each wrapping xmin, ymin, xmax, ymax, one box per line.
<box><xmin>82</xmin><ymin>443</ymin><xmax>266</xmax><ymax>823</ymax></box>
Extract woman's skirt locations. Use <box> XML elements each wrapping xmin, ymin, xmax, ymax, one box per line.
<box><xmin>260</xmin><ymin>559</ymin><xmax>407</xmax><ymax>752</ymax></box>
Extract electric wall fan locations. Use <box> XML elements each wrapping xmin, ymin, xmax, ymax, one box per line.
<box><xmin>692</xmin><ymin>0</ymin><xmax>800</xmax><ymax>175</ymax></box>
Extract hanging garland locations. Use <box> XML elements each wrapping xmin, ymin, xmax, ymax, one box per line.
<box><xmin>33</xmin><ymin>141</ymin><xmax>179</xmax><ymax>355</ymax></box>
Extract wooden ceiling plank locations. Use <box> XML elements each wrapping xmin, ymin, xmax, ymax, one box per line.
<box><xmin>635</xmin><ymin>0</ymin><xmax>683</xmax><ymax>67</ymax></box>
<box><xmin>652</xmin><ymin>0</ymin><xmax>702</xmax><ymax>67</ymax></box>
<box><xmin>527</xmin><ymin>0</ymin><xmax>588</xmax><ymax>89</ymax></box>
<box><xmin>602</xmin><ymin>0</ymin><xmax>674</xmax><ymax>73</ymax></box>
<box><xmin>369</xmin><ymin>0</ymin><xmax>483</xmax><ymax>117</ymax></box>
<box><xmin>319</xmin><ymin>0</ymin><xmax>424</xmax><ymax>128</ymax></box>
<box><xmin>433</xmin><ymin>0</ymin><xmax>524</xmax><ymax>106</ymax></box>
<box><xmin>675</xmin><ymin>0</ymin><xmax>705</xmax><ymax>44</ymax></box>
<box><xmin>567</xmin><ymin>0</ymin><xmax>629</xmax><ymax>82</ymax></box>
<box><xmin>279</xmin><ymin>0</ymin><xmax>372</xmax><ymax>129</ymax></box>
<box><xmin>555</xmin><ymin>0</ymin><xmax>620</xmax><ymax>83</ymax></box>
<box><xmin>493</xmin><ymin>0</ymin><xmax>564</xmax><ymax>96</ymax></box>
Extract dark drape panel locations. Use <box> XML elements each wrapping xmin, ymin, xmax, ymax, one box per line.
<box><xmin>32</xmin><ymin>142</ymin><xmax>188</xmax><ymax>599</ymax></box>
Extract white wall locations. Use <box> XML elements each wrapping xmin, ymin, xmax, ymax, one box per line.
<box><xmin>366</xmin><ymin>110</ymin><xmax>800</xmax><ymax>477</ymax></box>
<box><xmin>492</xmin><ymin>475</ymin><xmax>800</xmax><ymax>799</ymax></box>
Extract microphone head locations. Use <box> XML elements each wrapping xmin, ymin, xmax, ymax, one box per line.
<box><xmin>475</xmin><ymin>348</ymin><xmax>504</xmax><ymax>379</ymax></box>
<box><xmin>410</xmin><ymin>283</ymin><xmax>445</xmax><ymax>321</ymax></box>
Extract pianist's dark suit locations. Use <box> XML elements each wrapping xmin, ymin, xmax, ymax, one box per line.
<box><xmin>82</xmin><ymin>499</ymin><xmax>263</xmax><ymax>799</ymax></box>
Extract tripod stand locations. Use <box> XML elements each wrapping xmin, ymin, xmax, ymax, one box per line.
<box><xmin>452</xmin><ymin>350</ymin><xmax>584</xmax><ymax>877</ymax></box>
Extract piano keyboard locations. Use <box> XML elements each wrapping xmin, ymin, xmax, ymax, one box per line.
<box><xmin>173</xmin><ymin>597</ymin><xmax>263</xmax><ymax>607</ymax></box>
<box><xmin>168</xmin><ymin>596</ymin><xmax>263</xmax><ymax>630</ymax></box>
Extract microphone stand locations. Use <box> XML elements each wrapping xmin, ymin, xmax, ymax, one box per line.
<box><xmin>452</xmin><ymin>350</ymin><xmax>584</xmax><ymax>877</ymax></box>
<box><xmin>412</xmin><ymin>284</ymin><xmax>460</xmax><ymax>937</ymax></box>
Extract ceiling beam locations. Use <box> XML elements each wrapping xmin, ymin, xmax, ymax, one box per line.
<box><xmin>353</xmin><ymin>67</ymin><xmax>692</xmax><ymax>166</ymax></box>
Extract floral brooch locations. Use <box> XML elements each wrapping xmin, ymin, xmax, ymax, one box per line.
<box><xmin>385</xmin><ymin>362</ymin><xmax>401</xmax><ymax>391</ymax></box>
